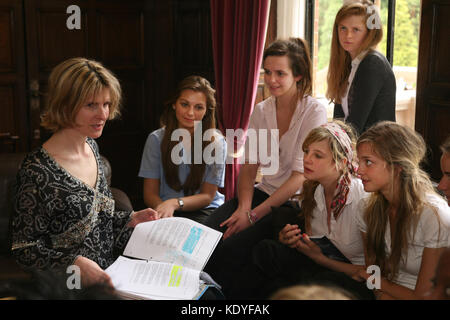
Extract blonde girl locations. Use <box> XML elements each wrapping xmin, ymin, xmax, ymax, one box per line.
<box><xmin>219</xmin><ymin>121</ymin><xmax>374</xmax><ymax>299</ymax></box>
<box><xmin>355</xmin><ymin>121</ymin><xmax>450</xmax><ymax>299</ymax></box>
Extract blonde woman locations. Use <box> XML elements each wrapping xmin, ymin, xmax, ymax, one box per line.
<box><xmin>11</xmin><ymin>58</ymin><xmax>157</xmax><ymax>288</ymax></box>
<box><xmin>354</xmin><ymin>121</ymin><xmax>450</xmax><ymax>299</ymax></box>
<box><xmin>327</xmin><ymin>0</ymin><xmax>396</xmax><ymax>134</ymax></box>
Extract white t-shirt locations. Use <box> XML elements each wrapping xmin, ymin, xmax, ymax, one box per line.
<box><xmin>356</xmin><ymin>193</ymin><xmax>450</xmax><ymax>290</ymax></box>
<box><xmin>308</xmin><ymin>178</ymin><xmax>369</xmax><ymax>265</ymax></box>
<box><xmin>244</xmin><ymin>95</ymin><xmax>327</xmax><ymax>195</ymax></box>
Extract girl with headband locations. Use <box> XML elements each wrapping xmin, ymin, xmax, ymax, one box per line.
<box><xmin>222</xmin><ymin>120</ymin><xmax>374</xmax><ymax>299</ymax></box>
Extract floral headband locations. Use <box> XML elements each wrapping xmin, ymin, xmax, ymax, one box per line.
<box><xmin>321</xmin><ymin>122</ymin><xmax>358</xmax><ymax>175</ymax></box>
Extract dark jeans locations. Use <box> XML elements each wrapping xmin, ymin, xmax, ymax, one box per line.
<box><xmin>204</xmin><ymin>188</ymin><xmax>300</xmax><ymax>298</ymax></box>
<box><xmin>203</xmin><ymin>188</ymin><xmax>271</xmax><ymax>290</ymax></box>
<box><xmin>205</xmin><ymin>196</ymin><xmax>374</xmax><ymax>300</ymax></box>
<box><xmin>174</xmin><ymin>207</ymin><xmax>214</xmax><ymax>226</ymax></box>
<box><xmin>230</xmin><ymin>239</ymin><xmax>375</xmax><ymax>300</ymax></box>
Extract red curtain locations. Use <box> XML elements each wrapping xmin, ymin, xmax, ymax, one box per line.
<box><xmin>210</xmin><ymin>0</ymin><xmax>270</xmax><ymax>200</ymax></box>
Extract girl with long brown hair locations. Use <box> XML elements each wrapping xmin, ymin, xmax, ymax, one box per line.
<box><xmin>327</xmin><ymin>0</ymin><xmax>396</xmax><ymax>134</ymax></box>
<box><xmin>138</xmin><ymin>75</ymin><xmax>226</xmax><ymax>224</ymax></box>
<box><xmin>354</xmin><ymin>121</ymin><xmax>450</xmax><ymax>299</ymax></box>
<box><xmin>206</xmin><ymin>37</ymin><xmax>327</xmax><ymax>239</ymax></box>
<box><xmin>203</xmin><ymin>37</ymin><xmax>327</xmax><ymax>297</ymax></box>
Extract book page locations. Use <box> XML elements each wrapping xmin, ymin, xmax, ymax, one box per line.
<box><xmin>123</xmin><ymin>217</ymin><xmax>222</xmax><ymax>271</ymax></box>
<box><xmin>106</xmin><ymin>256</ymin><xmax>200</xmax><ymax>300</ymax></box>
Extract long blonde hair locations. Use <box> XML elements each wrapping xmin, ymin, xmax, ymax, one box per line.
<box><xmin>356</xmin><ymin>122</ymin><xmax>441</xmax><ymax>280</ymax></box>
<box><xmin>326</xmin><ymin>0</ymin><xmax>383</xmax><ymax>104</ymax></box>
<box><xmin>296</xmin><ymin>120</ymin><xmax>357</xmax><ymax>232</ymax></box>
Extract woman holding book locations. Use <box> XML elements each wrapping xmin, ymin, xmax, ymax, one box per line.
<box><xmin>327</xmin><ymin>0</ymin><xmax>396</xmax><ymax>134</ymax></box>
<box><xmin>138</xmin><ymin>75</ymin><xmax>226</xmax><ymax>225</ymax></box>
<box><xmin>11</xmin><ymin>58</ymin><xmax>157</xmax><ymax>288</ymax></box>
<box><xmin>353</xmin><ymin>121</ymin><xmax>450</xmax><ymax>299</ymax></box>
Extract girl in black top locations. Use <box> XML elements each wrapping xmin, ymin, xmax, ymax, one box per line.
<box><xmin>326</xmin><ymin>0</ymin><xmax>396</xmax><ymax>134</ymax></box>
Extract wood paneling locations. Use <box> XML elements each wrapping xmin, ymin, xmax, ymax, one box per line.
<box><xmin>415</xmin><ymin>0</ymin><xmax>450</xmax><ymax>180</ymax></box>
<box><xmin>0</xmin><ymin>0</ymin><xmax>215</xmax><ymax>208</ymax></box>
<box><xmin>173</xmin><ymin>0</ymin><xmax>214</xmax><ymax>83</ymax></box>
<box><xmin>0</xmin><ymin>0</ymin><xmax>27</xmax><ymax>153</ymax></box>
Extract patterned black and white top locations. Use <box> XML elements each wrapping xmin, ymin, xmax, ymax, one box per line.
<box><xmin>11</xmin><ymin>138</ymin><xmax>133</xmax><ymax>271</ymax></box>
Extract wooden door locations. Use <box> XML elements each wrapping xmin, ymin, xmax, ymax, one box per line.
<box><xmin>0</xmin><ymin>0</ymin><xmax>214</xmax><ymax>208</ymax></box>
<box><xmin>0</xmin><ymin>0</ymin><xmax>28</xmax><ymax>153</ymax></box>
<box><xmin>415</xmin><ymin>0</ymin><xmax>450</xmax><ymax>180</ymax></box>
<box><xmin>23</xmin><ymin>0</ymin><xmax>149</xmax><ymax>206</ymax></box>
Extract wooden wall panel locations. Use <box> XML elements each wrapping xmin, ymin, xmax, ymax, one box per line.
<box><xmin>37</xmin><ymin>10</ymin><xmax>88</xmax><ymax>69</ymax></box>
<box><xmin>0</xmin><ymin>0</ymin><xmax>27</xmax><ymax>152</ymax></box>
<box><xmin>415</xmin><ymin>0</ymin><xmax>450</xmax><ymax>180</ymax></box>
<box><xmin>1</xmin><ymin>0</ymin><xmax>215</xmax><ymax>208</ymax></box>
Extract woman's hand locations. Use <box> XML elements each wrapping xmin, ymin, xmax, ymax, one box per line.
<box><xmin>351</xmin><ymin>266</ymin><xmax>371</xmax><ymax>283</ymax></box>
<box><xmin>127</xmin><ymin>208</ymin><xmax>159</xmax><ymax>228</ymax></box>
<box><xmin>278</xmin><ymin>224</ymin><xmax>302</xmax><ymax>248</ymax></box>
<box><xmin>155</xmin><ymin>199</ymin><xmax>179</xmax><ymax>218</ymax></box>
<box><xmin>294</xmin><ymin>233</ymin><xmax>324</xmax><ymax>262</ymax></box>
<box><xmin>74</xmin><ymin>256</ymin><xmax>113</xmax><ymax>288</ymax></box>
<box><xmin>220</xmin><ymin>207</ymin><xmax>252</xmax><ymax>240</ymax></box>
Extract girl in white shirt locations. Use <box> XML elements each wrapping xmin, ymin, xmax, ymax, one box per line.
<box><xmin>204</xmin><ymin>38</ymin><xmax>327</xmax><ymax>296</ymax></box>
<box><xmin>220</xmin><ymin>120</ymin><xmax>374</xmax><ymax>299</ymax></box>
<box><xmin>354</xmin><ymin>121</ymin><xmax>450</xmax><ymax>299</ymax></box>
<box><xmin>205</xmin><ymin>38</ymin><xmax>327</xmax><ymax>239</ymax></box>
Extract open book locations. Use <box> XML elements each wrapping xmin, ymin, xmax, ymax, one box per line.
<box><xmin>105</xmin><ymin>217</ymin><xmax>222</xmax><ymax>300</ymax></box>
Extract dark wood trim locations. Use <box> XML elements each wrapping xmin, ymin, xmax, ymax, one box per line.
<box><xmin>305</xmin><ymin>0</ymin><xmax>314</xmax><ymax>58</ymax></box>
<box><xmin>415</xmin><ymin>0</ymin><xmax>450</xmax><ymax>180</ymax></box>
<box><xmin>385</xmin><ymin>0</ymin><xmax>396</xmax><ymax>66</ymax></box>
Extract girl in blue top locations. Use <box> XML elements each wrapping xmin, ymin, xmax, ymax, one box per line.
<box><xmin>139</xmin><ymin>76</ymin><xmax>226</xmax><ymax>224</ymax></box>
